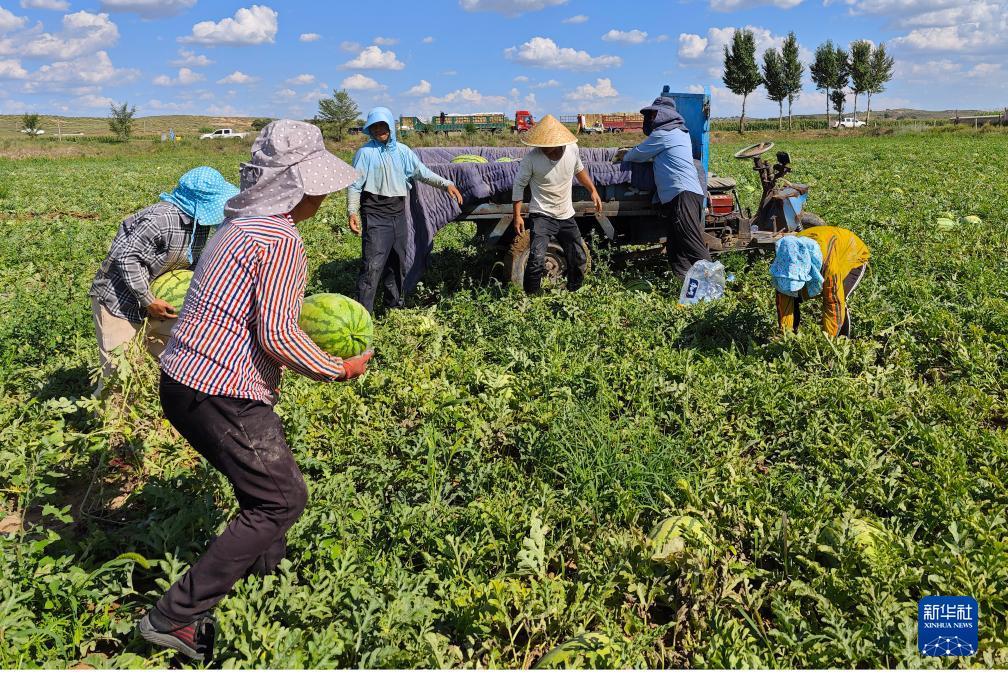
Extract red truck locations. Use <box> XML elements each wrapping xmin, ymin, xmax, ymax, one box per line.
<box><xmin>512</xmin><ymin>110</ymin><xmax>535</xmax><ymax>133</ymax></box>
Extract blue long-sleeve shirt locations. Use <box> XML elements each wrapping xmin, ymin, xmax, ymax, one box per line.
<box><xmin>622</xmin><ymin>128</ymin><xmax>704</xmax><ymax>203</ymax></box>
<box><xmin>346</xmin><ymin>141</ymin><xmax>451</xmax><ymax>216</ymax></box>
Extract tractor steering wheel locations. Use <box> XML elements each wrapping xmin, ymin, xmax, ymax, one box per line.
<box><xmin>734</xmin><ymin>141</ymin><xmax>775</xmax><ymax>159</ymax></box>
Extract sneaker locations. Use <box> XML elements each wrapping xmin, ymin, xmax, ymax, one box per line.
<box><xmin>138</xmin><ymin>607</ymin><xmax>216</xmax><ymax>662</ymax></box>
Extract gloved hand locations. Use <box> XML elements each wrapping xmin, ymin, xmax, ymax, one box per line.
<box><xmin>611</xmin><ymin>147</ymin><xmax>631</xmax><ymax>163</ymax></box>
<box><xmin>340</xmin><ymin>349</ymin><xmax>373</xmax><ymax>381</ymax></box>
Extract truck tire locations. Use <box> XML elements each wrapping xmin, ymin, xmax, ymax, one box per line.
<box><xmin>502</xmin><ymin>230</ymin><xmax>591</xmax><ymax>289</ymax></box>
<box><xmin>798</xmin><ymin>211</ymin><xmax>826</xmax><ymax>229</ymax></box>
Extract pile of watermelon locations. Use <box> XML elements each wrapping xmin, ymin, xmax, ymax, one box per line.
<box><xmin>450</xmin><ymin>154</ymin><xmax>488</xmax><ymax>164</ymax></box>
<box><xmin>299</xmin><ymin>293</ymin><xmax>373</xmax><ymax>359</ymax></box>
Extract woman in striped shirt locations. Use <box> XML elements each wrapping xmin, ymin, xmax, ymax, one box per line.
<box><xmin>138</xmin><ymin>120</ymin><xmax>369</xmax><ymax>663</ymax></box>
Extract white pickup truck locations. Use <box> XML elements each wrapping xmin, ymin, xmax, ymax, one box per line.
<box><xmin>200</xmin><ymin>128</ymin><xmax>247</xmax><ymax>140</ymax></box>
<box><xmin>833</xmin><ymin>117</ymin><xmax>866</xmax><ymax>129</ymax></box>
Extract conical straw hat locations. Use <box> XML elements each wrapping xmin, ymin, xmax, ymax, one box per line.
<box><xmin>521</xmin><ymin>114</ymin><xmax>578</xmax><ymax>147</ymax></box>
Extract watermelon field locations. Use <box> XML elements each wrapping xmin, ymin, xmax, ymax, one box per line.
<box><xmin>0</xmin><ymin>129</ymin><xmax>1006</xmax><ymax>668</ymax></box>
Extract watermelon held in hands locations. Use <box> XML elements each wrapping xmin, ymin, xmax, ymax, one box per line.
<box><xmin>150</xmin><ymin>269</ymin><xmax>193</xmax><ymax>311</ymax></box>
<box><xmin>299</xmin><ymin>293</ymin><xmax>373</xmax><ymax>359</ymax></box>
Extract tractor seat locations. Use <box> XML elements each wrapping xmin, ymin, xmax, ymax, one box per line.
<box><xmin>707</xmin><ymin>175</ymin><xmax>737</xmax><ymax>192</ymax></box>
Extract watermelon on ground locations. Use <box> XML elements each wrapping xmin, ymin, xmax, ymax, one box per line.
<box><xmin>299</xmin><ymin>293</ymin><xmax>373</xmax><ymax>359</ymax></box>
<box><xmin>647</xmin><ymin>514</ymin><xmax>713</xmax><ymax>569</ymax></box>
<box><xmin>534</xmin><ymin>633</ymin><xmax>612</xmax><ymax>669</ymax></box>
<box><xmin>451</xmin><ymin>154</ymin><xmax>488</xmax><ymax>163</ymax></box>
<box><xmin>150</xmin><ymin>269</ymin><xmax>193</xmax><ymax>311</ymax></box>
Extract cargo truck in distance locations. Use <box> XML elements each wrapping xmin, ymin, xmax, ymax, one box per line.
<box><xmin>400</xmin><ymin>112</ymin><xmax>510</xmax><ymax>135</ymax></box>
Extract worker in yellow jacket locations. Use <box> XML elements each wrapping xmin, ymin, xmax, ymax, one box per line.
<box><xmin>770</xmin><ymin>227</ymin><xmax>870</xmax><ymax>338</ymax></box>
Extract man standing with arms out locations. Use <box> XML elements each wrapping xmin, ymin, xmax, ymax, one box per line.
<box><xmin>138</xmin><ymin>121</ymin><xmax>371</xmax><ymax>663</ymax></box>
<box><xmin>512</xmin><ymin>114</ymin><xmax>603</xmax><ymax>294</ymax></box>
<box><xmin>618</xmin><ymin>96</ymin><xmax>711</xmax><ymax>279</ymax></box>
<box><xmin>88</xmin><ymin>167</ymin><xmax>238</xmax><ymax>397</ymax></box>
<box><xmin>347</xmin><ymin>106</ymin><xmax>463</xmax><ymax>314</ymax></box>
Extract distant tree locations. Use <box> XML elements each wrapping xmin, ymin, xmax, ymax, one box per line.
<box><xmin>317</xmin><ymin>90</ymin><xmax>360</xmax><ymax>141</ymax></box>
<box><xmin>108</xmin><ymin>102</ymin><xmax>137</xmax><ymax>142</ymax></box>
<box><xmin>723</xmin><ymin>29</ymin><xmax>763</xmax><ymax>134</ymax></box>
<box><xmin>21</xmin><ymin>113</ymin><xmax>42</xmax><ymax>138</ymax></box>
<box><xmin>251</xmin><ymin>118</ymin><xmax>272</xmax><ymax>130</ymax></box>
<box><xmin>781</xmin><ymin>32</ymin><xmax>804</xmax><ymax>130</ymax></box>
<box><xmin>832</xmin><ymin>46</ymin><xmax>850</xmax><ymax>132</ymax></box>
<box><xmin>866</xmin><ymin>43</ymin><xmax>895</xmax><ymax>126</ymax></box>
<box><xmin>849</xmin><ymin>40</ymin><xmax>873</xmax><ymax>126</ymax></box>
<box><xmin>810</xmin><ymin>41</ymin><xmax>839</xmax><ymax>127</ymax></box>
<box><xmin>761</xmin><ymin>48</ymin><xmax>788</xmax><ymax>130</ymax></box>
<box><xmin>830</xmin><ymin>89</ymin><xmax>847</xmax><ymax>126</ymax></box>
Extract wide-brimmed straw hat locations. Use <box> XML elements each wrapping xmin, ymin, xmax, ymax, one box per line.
<box><xmin>521</xmin><ymin>114</ymin><xmax>578</xmax><ymax>147</ymax></box>
<box><xmin>225</xmin><ymin>119</ymin><xmax>360</xmax><ymax>218</ymax></box>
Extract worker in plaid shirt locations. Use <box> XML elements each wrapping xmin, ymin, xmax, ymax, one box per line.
<box><xmin>88</xmin><ymin>167</ymin><xmax>238</xmax><ymax>396</ymax></box>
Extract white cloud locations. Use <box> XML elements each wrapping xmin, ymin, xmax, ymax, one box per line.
<box><xmin>655</xmin><ymin>34</ymin><xmax>669</xmax><ymax>43</ymax></box>
<box><xmin>504</xmin><ymin>36</ymin><xmax>622</xmax><ymax>70</ymax></box>
<box><xmin>33</xmin><ymin>50</ymin><xmax>138</xmax><ymax>85</ymax></box>
<box><xmin>533</xmin><ymin>78</ymin><xmax>560</xmax><ymax>88</ymax></box>
<box><xmin>340</xmin><ymin>40</ymin><xmax>361</xmax><ymax>52</ymax></box>
<box><xmin>8</xmin><ymin>11</ymin><xmax>120</xmax><ymax>61</ymax></box>
<box><xmin>300</xmin><ymin>32</ymin><xmax>321</xmax><ymax>42</ymax></box>
<box><xmin>342</xmin><ymin>45</ymin><xmax>405</xmax><ymax>70</ymax></box>
<box><xmin>181</xmin><ymin>5</ymin><xmax>278</xmax><ymax>46</ymax></box>
<box><xmin>100</xmin><ymin>0</ymin><xmax>196</xmax><ymax>17</ymax></box>
<box><xmin>513</xmin><ymin>75</ymin><xmax>529</xmax><ymax>82</ymax></box>
<box><xmin>562</xmin><ymin>14</ymin><xmax>588</xmax><ymax>23</ymax></box>
<box><xmin>341</xmin><ymin>73</ymin><xmax>386</xmax><ymax>90</ymax></box>
<box><xmin>172</xmin><ymin>48</ymin><xmax>213</xmax><ymax>67</ymax></box>
<box><xmin>277</xmin><ymin>87</ymin><xmax>296</xmax><ymax>99</ymax></box>
<box><xmin>459</xmin><ymin>0</ymin><xmax>568</xmax><ymax>17</ymax></box>
<box><xmin>21</xmin><ymin>0</ymin><xmax>70</xmax><ymax>11</ymax></box>
<box><xmin>153</xmin><ymin>67</ymin><xmax>204</xmax><ymax>86</ymax></box>
<box><xmin>423</xmin><ymin>87</ymin><xmax>508</xmax><ymax>107</ymax></box>
<box><xmin>565</xmin><ymin>77</ymin><xmax>618</xmax><ymax>101</ymax></box>
<box><xmin>373</xmin><ymin>36</ymin><xmax>398</xmax><ymax>46</ymax></box>
<box><xmin>75</xmin><ymin>92</ymin><xmax>113</xmax><ymax>108</ymax></box>
<box><xmin>0</xmin><ymin>7</ymin><xmax>27</xmax><ymax>33</ymax></box>
<box><xmin>218</xmin><ymin>70</ymin><xmax>258</xmax><ymax>84</ymax></box>
<box><xmin>287</xmin><ymin>73</ymin><xmax>315</xmax><ymax>85</ymax></box>
<box><xmin>678</xmin><ymin>33</ymin><xmax>708</xmax><ymax>59</ymax></box>
<box><xmin>0</xmin><ymin>58</ymin><xmax>28</xmax><ymax>79</ymax></box>
<box><xmin>404</xmin><ymin>79</ymin><xmax>431</xmax><ymax>95</ymax></box>
<box><xmin>601</xmin><ymin>29</ymin><xmax>648</xmax><ymax>44</ymax></box>
<box><xmin>710</xmin><ymin>0</ymin><xmax>804</xmax><ymax>9</ymax></box>
<box><xmin>422</xmin><ymin>35</ymin><xmax>434</xmax><ymax>44</ymax></box>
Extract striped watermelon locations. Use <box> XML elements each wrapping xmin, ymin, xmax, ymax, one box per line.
<box><xmin>451</xmin><ymin>154</ymin><xmax>488</xmax><ymax>163</ymax></box>
<box><xmin>299</xmin><ymin>293</ymin><xmax>373</xmax><ymax>359</ymax></box>
<box><xmin>495</xmin><ymin>157</ymin><xmax>516</xmax><ymax>163</ymax></box>
<box><xmin>150</xmin><ymin>269</ymin><xmax>193</xmax><ymax>311</ymax></box>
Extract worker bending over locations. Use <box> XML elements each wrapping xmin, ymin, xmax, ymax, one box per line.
<box><xmin>771</xmin><ymin>227</ymin><xmax>871</xmax><ymax>338</ymax></box>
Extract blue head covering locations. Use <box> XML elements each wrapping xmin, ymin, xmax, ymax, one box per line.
<box><xmin>770</xmin><ymin>236</ymin><xmax>825</xmax><ymax>298</ymax></box>
<box><xmin>160</xmin><ymin>166</ymin><xmax>239</xmax><ymax>227</ymax></box>
<box><xmin>160</xmin><ymin>166</ymin><xmax>238</xmax><ymax>264</ymax></box>
<box><xmin>363</xmin><ymin>107</ymin><xmax>397</xmax><ymax>151</ymax></box>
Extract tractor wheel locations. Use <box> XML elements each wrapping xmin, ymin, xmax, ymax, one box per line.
<box><xmin>798</xmin><ymin>211</ymin><xmax>826</xmax><ymax>229</ymax></box>
<box><xmin>502</xmin><ymin>230</ymin><xmax>592</xmax><ymax>289</ymax></box>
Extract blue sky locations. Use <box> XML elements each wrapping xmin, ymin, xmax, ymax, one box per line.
<box><xmin>0</xmin><ymin>0</ymin><xmax>1003</xmax><ymax>120</ymax></box>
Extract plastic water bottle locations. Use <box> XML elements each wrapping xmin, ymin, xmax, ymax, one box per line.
<box><xmin>678</xmin><ymin>260</ymin><xmax>727</xmax><ymax>306</ymax></box>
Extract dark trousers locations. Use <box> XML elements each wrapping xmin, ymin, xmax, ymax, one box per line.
<box><xmin>792</xmin><ymin>264</ymin><xmax>866</xmax><ymax>337</ymax></box>
<box><xmin>661</xmin><ymin>191</ymin><xmax>711</xmax><ymax>279</ymax></box>
<box><xmin>356</xmin><ymin>208</ymin><xmax>408</xmax><ymax>314</ymax></box>
<box><xmin>523</xmin><ymin>214</ymin><xmax>588</xmax><ymax>294</ymax></box>
<box><xmin>156</xmin><ymin>372</ymin><xmax>307</xmax><ymax>624</ymax></box>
